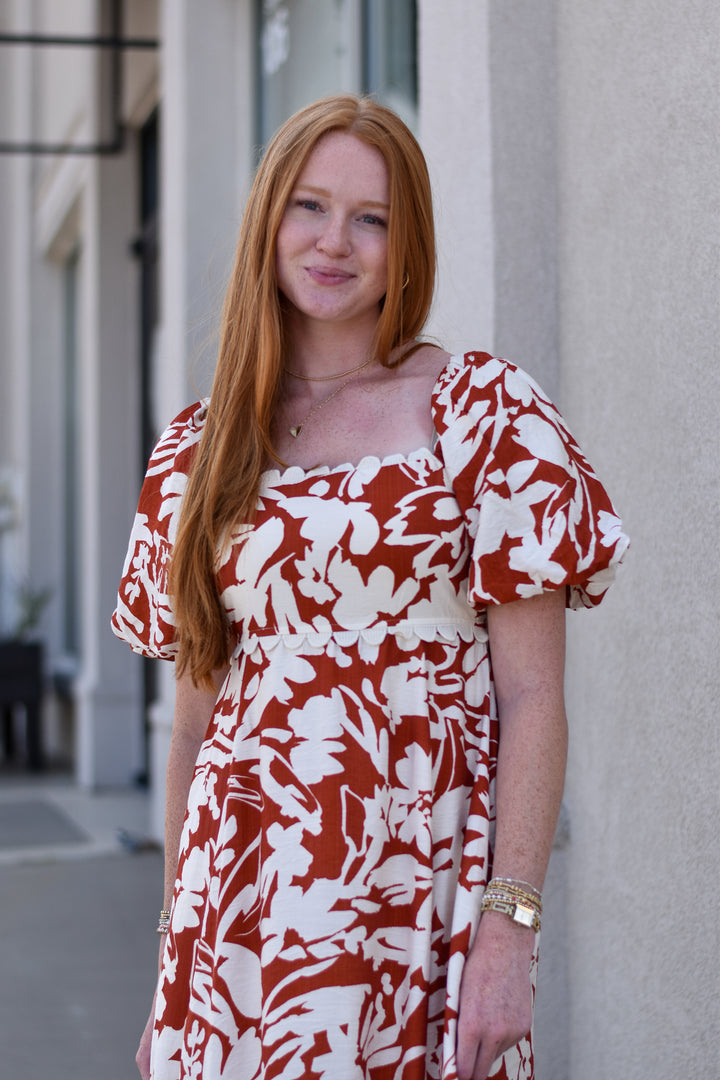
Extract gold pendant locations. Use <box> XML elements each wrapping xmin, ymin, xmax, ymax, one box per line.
<box><xmin>289</xmin><ymin>425</ymin><xmax>302</xmax><ymax>438</ymax></box>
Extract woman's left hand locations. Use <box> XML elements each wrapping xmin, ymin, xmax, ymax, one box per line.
<box><xmin>456</xmin><ymin>911</ymin><xmax>534</xmax><ymax>1080</ymax></box>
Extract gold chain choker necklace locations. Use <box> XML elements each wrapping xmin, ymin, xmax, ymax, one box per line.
<box><xmin>285</xmin><ymin>356</ymin><xmax>374</xmax><ymax>382</ymax></box>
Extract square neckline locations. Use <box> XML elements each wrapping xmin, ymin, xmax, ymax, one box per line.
<box><xmin>260</xmin><ymin>351</ymin><xmax>465</xmax><ymax>483</ymax></box>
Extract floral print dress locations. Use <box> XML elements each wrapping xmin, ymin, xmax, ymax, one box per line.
<box><xmin>113</xmin><ymin>352</ymin><xmax>628</xmax><ymax>1080</ymax></box>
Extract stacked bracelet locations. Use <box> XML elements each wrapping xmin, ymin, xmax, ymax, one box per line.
<box><xmin>483</xmin><ymin>878</ymin><xmax>543</xmax><ymax>910</ymax></box>
<box><xmin>491</xmin><ymin>877</ymin><xmax>542</xmax><ymax>904</ymax></box>
<box><xmin>157</xmin><ymin>909</ymin><xmax>171</xmax><ymax>935</ymax></box>
<box><xmin>481</xmin><ymin>878</ymin><xmax>542</xmax><ymax>933</ymax></box>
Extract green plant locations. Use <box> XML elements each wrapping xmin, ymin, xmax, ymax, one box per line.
<box><xmin>0</xmin><ymin>477</ymin><xmax>17</xmax><ymax>536</ymax></box>
<box><xmin>0</xmin><ymin>471</ymin><xmax>53</xmax><ymax>640</ymax></box>
<box><xmin>10</xmin><ymin>582</ymin><xmax>54</xmax><ymax>641</ymax></box>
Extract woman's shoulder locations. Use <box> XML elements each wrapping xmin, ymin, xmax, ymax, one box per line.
<box><xmin>157</xmin><ymin>399</ymin><xmax>209</xmax><ymax>448</ymax></box>
<box><xmin>429</xmin><ymin>348</ymin><xmax>571</xmax><ymax>470</ymax></box>
<box><xmin>431</xmin><ymin>349</ymin><xmax>557</xmax><ymax>413</ymax></box>
<box><xmin>410</xmin><ymin>342</ymin><xmax>454</xmax><ymax>377</ymax></box>
<box><xmin>433</xmin><ymin>349</ymin><xmax>530</xmax><ymax>389</ymax></box>
<box><xmin>146</xmin><ymin>399</ymin><xmax>209</xmax><ymax>478</ymax></box>
<box><xmin>431</xmin><ymin>350</ymin><xmax>521</xmax><ymax>418</ymax></box>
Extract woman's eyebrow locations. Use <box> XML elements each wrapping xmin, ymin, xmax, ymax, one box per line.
<box><xmin>294</xmin><ymin>183</ymin><xmax>389</xmax><ymax>209</ymax></box>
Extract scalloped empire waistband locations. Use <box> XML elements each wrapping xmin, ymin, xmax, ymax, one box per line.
<box><xmin>233</xmin><ymin>620</ymin><xmax>488</xmax><ymax>661</ymax></box>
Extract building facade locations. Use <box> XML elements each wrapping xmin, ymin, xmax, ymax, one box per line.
<box><xmin>0</xmin><ymin>2</ymin><xmax>718</xmax><ymax>1078</ymax></box>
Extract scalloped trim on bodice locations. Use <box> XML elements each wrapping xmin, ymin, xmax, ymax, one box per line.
<box><xmin>260</xmin><ymin>445</ymin><xmax>443</xmax><ymax>487</ymax></box>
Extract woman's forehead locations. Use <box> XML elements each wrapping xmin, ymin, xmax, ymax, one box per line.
<box><xmin>294</xmin><ymin>132</ymin><xmax>389</xmax><ymax>194</ymax></box>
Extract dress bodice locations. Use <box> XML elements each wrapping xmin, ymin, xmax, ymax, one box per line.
<box><xmin>216</xmin><ymin>449</ymin><xmax>483</xmax><ymax>657</ymax></box>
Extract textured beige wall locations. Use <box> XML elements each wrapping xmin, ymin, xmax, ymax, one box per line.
<box><xmin>557</xmin><ymin>4</ymin><xmax>720</xmax><ymax>1077</ymax></box>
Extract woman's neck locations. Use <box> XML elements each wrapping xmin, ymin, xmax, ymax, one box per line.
<box><xmin>283</xmin><ymin>311</ymin><xmax>379</xmax><ymax>379</ymax></box>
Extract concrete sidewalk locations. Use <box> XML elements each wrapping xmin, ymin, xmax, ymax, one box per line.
<box><xmin>0</xmin><ymin>774</ymin><xmax>163</xmax><ymax>1080</ymax></box>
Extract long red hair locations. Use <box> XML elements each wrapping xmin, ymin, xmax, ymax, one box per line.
<box><xmin>170</xmin><ymin>95</ymin><xmax>437</xmax><ymax>686</ymax></box>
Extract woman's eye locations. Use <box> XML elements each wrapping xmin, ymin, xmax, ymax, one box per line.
<box><xmin>359</xmin><ymin>213</ymin><xmax>387</xmax><ymax>227</ymax></box>
<box><xmin>298</xmin><ymin>199</ymin><xmax>321</xmax><ymax>212</ymax></box>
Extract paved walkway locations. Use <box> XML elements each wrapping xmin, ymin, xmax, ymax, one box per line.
<box><xmin>0</xmin><ymin>773</ymin><xmax>163</xmax><ymax>1080</ymax></box>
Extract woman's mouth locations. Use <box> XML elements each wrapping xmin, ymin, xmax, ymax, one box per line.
<box><xmin>306</xmin><ymin>266</ymin><xmax>354</xmax><ymax>286</ymax></box>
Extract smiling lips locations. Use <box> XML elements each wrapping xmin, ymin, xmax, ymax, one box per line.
<box><xmin>306</xmin><ymin>265</ymin><xmax>355</xmax><ymax>285</ymax></box>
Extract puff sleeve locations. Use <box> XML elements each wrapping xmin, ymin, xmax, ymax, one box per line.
<box><xmin>432</xmin><ymin>352</ymin><xmax>629</xmax><ymax>609</ymax></box>
<box><xmin>111</xmin><ymin>401</ymin><xmax>208</xmax><ymax>658</ymax></box>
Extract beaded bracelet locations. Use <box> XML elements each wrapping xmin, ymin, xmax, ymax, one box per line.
<box><xmin>157</xmin><ymin>909</ymin><xmax>171</xmax><ymax>935</ymax></box>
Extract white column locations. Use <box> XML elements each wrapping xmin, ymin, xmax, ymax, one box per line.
<box><xmin>159</xmin><ymin>0</ymin><xmax>251</xmax><ymax>427</ymax></box>
<box><xmin>418</xmin><ymin>1</ymin><xmax>558</xmax><ymax>392</ymax></box>
<box><xmin>75</xmin><ymin>149</ymin><xmax>143</xmax><ymax>787</ymax></box>
<box><xmin>487</xmin><ymin>4</ymin><xmax>559</xmax><ymax>395</ymax></box>
<box><xmin>1</xmin><ymin>0</ymin><xmax>33</xmax><ymax>630</ymax></box>
<box><xmin>148</xmin><ymin>0</ymin><xmax>255</xmax><ymax>838</ymax></box>
<box><xmin>418</xmin><ymin>0</ymin><xmax>495</xmax><ymax>354</ymax></box>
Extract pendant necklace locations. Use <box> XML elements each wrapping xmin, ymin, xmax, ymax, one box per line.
<box><xmin>287</xmin><ymin>358</ymin><xmax>374</xmax><ymax>438</ymax></box>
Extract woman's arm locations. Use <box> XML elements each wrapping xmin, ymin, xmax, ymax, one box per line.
<box><xmin>136</xmin><ymin>666</ymin><xmax>228</xmax><ymax>1080</ymax></box>
<box><xmin>456</xmin><ymin>589</ymin><xmax>568</xmax><ymax>1080</ymax></box>
<box><xmin>162</xmin><ymin>668</ymin><xmax>228</xmax><ymax>907</ymax></box>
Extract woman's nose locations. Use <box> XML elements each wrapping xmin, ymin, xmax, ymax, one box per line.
<box><xmin>316</xmin><ymin>213</ymin><xmax>351</xmax><ymax>256</ymax></box>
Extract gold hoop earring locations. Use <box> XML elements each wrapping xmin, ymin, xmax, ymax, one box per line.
<box><xmin>402</xmin><ymin>271</ymin><xmax>410</xmax><ymax>291</ymax></box>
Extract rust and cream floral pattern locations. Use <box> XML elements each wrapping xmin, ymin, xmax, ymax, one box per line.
<box><xmin>113</xmin><ymin>352</ymin><xmax>628</xmax><ymax>1080</ymax></box>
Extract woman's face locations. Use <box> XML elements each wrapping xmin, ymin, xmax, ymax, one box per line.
<box><xmin>275</xmin><ymin>132</ymin><xmax>390</xmax><ymax>335</ymax></box>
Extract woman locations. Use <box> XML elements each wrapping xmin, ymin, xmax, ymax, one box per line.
<box><xmin>113</xmin><ymin>95</ymin><xmax>627</xmax><ymax>1080</ymax></box>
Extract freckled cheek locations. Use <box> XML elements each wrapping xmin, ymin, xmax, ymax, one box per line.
<box><xmin>275</xmin><ymin>226</ymin><xmax>306</xmax><ymax>290</ymax></box>
<box><xmin>276</xmin><ymin>221</ymin><xmax>318</xmax><ymax>269</ymax></box>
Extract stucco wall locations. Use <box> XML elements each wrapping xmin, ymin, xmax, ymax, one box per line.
<box><xmin>557</xmin><ymin>4</ymin><xmax>720</xmax><ymax>1077</ymax></box>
